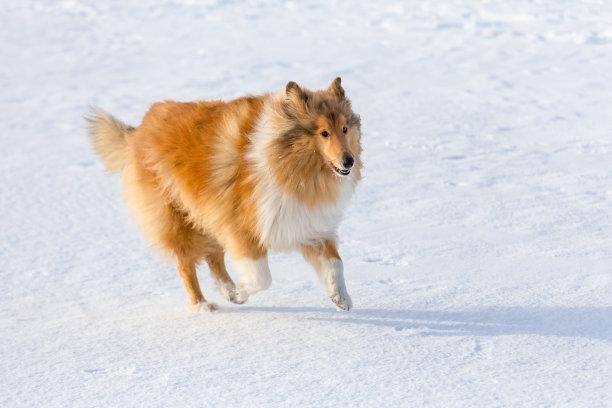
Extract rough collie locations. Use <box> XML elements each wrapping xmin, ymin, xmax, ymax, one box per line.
<box><xmin>87</xmin><ymin>78</ymin><xmax>362</xmax><ymax>311</ymax></box>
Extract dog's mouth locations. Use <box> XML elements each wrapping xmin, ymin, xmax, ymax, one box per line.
<box><xmin>331</xmin><ymin>164</ymin><xmax>351</xmax><ymax>177</ymax></box>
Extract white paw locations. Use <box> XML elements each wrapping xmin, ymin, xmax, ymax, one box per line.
<box><xmin>193</xmin><ymin>301</ymin><xmax>218</xmax><ymax>312</ymax></box>
<box><xmin>233</xmin><ymin>285</ymin><xmax>250</xmax><ymax>304</ymax></box>
<box><xmin>218</xmin><ymin>282</ymin><xmax>246</xmax><ymax>304</ymax></box>
<box><xmin>330</xmin><ymin>292</ymin><xmax>352</xmax><ymax>311</ymax></box>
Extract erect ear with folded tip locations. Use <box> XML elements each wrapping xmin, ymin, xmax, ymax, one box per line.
<box><xmin>286</xmin><ymin>81</ymin><xmax>309</xmax><ymax>105</ymax></box>
<box><xmin>328</xmin><ymin>77</ymin><xmax>345</xmax><ymax>99</ymax></box>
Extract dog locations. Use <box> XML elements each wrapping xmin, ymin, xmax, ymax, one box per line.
<box><xmin>87</xmin><ymin>78</ymin><xmax>362</xmax><ymax>311</ymax></box>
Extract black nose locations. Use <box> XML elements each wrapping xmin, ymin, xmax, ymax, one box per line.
<box><xmin>342</xmin><ymin>155</ymin><xmax>354</xmax><ymax>169</ymax></box>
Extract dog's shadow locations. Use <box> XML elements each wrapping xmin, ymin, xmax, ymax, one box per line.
<box><xmin>228</xmin><ymin>305</ymin><xmax>612</xmax><ymax>341</ymax></box>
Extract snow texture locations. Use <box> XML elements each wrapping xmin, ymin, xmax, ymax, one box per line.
<box><xmin>1</xmin><ymin>1</ymin><xmax>611</xmax><ymax>407</ymax></box>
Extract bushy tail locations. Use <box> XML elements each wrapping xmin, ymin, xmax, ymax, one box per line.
<box><xmin>86</xmin><ymin>109</ymin><xmax>134</xmax><ymax>173</ymax></box>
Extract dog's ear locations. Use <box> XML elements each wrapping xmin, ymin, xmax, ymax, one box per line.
<box><xmin>328</xmin><ymin>77</ymin><xmax>345</xmax><ymax>99</ymax></box>
<box><xmin>286</xmin><ymin>81</ymin><xmax>309</xmax><ymax>102</ymax></box>
<box><xmin>286</xmin><ymin>81</ymin><xmax>301</xmax><ymax>96</ymax></box>
<box><xmin>285</xmin><ymin>81</ymin><xmax>310</xmax><ymax>114</ymax></box>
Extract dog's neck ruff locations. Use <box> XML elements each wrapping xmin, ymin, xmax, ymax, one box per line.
<box><xmin>247</xmin><ymin>96</ymin><xmax>355</xmax><ymax>251</ymax></box>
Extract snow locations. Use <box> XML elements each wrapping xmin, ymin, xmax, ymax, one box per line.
<box><xmin>1</xmin><ymin>1</ymin><xmax>612</xmax><ymax>406</ymax></box>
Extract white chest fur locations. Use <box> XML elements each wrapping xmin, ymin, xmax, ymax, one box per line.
<box><xmin>247</xmin><ymin>98</ymin><xmax>355</xmax><ymax>251</ymax></box>
<box><xmin>256</xmin><ymin>178</ymin><xmax>353</xmax><ymax>251</ymax></box>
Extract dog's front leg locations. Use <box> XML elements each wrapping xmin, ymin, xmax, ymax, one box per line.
<box><xmin>301</xmin><ymin>240</ymin><xmax>352</xmax><ymax>311</ymax></box>
<box><xmin>226</xmin><ymin>236</ymin><xmax>272</xmax><ymax>303</ymax></box>
<box><xmin>232</xmin><ymin>256</ymin><xmax>272</xmax><ymax>303</ymax></box>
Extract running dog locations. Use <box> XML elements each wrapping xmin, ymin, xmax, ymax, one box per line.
<box><xmin>87</xmin><ymin>78</ymin><xmax>362</xmax><ymax>311</ymax></box>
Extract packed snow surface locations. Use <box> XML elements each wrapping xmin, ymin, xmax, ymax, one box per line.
<box><xmin>2</xmin><ymin>1</ymin><xmax>611</xmax><ymax>407</ymax></box>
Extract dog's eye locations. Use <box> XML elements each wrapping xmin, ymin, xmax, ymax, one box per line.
<box><xmin>321</xmin><ymin>130</ymin><xmax>329</xmax><ymax>138</ymax></box>
<box><xmin>342</xmin><ymin>126</ymin><xmax>348</xmax><ymax>133</ymax></box>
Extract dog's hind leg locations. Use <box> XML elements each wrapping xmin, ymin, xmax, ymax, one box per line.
<box><xmin>202</xmin><ymin>248</ymin><xmax>245</xmax><ymax>304</ymax></box>
<box><xmin>155</xmin><ymin>224</ymin><xmax>219</xmax><ymax>311</ymax></box>
<box><xmin>176</xmin><ymin>255</ymin><xmax>217</xmax><ymax>311</ymax></box>
<box><xmin>122</xmin><ymin>157</ymin><xmax>217</xmax><ymax>311</ymax></box>
<box><xmin>301</xmin><ymin>239</ymin><xmax>352</xmax><ymax>311</ymax></box>
<box><xmin>168</xmin><ymin>231</ymin><xmax>219</xmax><ymax>311</ymax></box>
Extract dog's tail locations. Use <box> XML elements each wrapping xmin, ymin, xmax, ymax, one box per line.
<box><xmin>86</xmin><ymin>109</ymin><xmax>134</xmax><ymax>173</ymax></box>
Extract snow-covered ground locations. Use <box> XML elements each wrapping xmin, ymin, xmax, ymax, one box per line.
<box><xmin>2</xmin><ymin>1</ymin><xmax>612</xmax><ymax>406</ymax></box>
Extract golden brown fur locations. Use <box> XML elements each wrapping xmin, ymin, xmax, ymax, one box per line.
<box><xmin>88</xmin><ymin>78</ymin><xmax>362</xmax><ymax>310</ymax></box>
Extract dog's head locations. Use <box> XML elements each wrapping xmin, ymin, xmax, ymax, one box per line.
<box><xmin>279</xmin><ymin>77</ymin><xmax>362</xmax><ymax>179</ymax></box>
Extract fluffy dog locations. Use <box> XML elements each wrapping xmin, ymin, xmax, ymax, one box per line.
<box><xmin>88</xmin><ymin>78</ymin><xmax>362</xmax><ymax>311</ymax></box>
